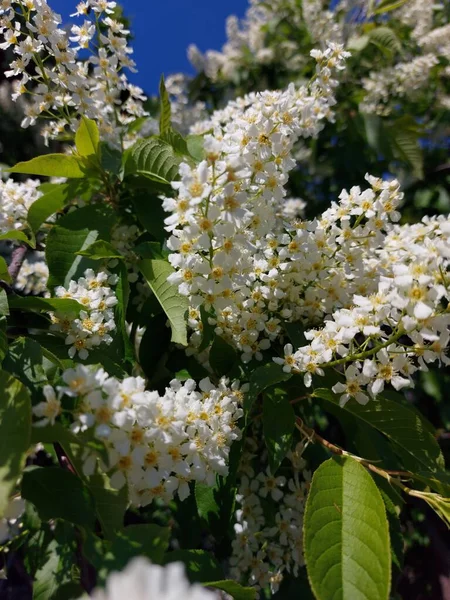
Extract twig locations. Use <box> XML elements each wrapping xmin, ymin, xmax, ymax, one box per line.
<box><xmin>289</xmin><ymin>395</ymin><xmax>308</xmax><ymax>405</ymax></box>
<box><xmin>296</xmin><ymin>417</ymin><xmax>416</xmax><ymax>491</ymax></box>
<box><xmin>7</xmin><ymin>244</ymin><xmax>28</xmax><ymax>283</ymax></box>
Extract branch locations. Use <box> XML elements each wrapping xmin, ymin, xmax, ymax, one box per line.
<box><xmin>296</xmin><ymin>418</ymin><xmax>450</xmax><ymax>527</ymax></box>
<box><xmin>297</xmin><ymin>418</ymin><xmax>416</xmax><ymax>490</ymax></box>
<box><xmin>7</xmin><ymin>244</ymin><xmax>28</xmax><ymax>283</ymax></box>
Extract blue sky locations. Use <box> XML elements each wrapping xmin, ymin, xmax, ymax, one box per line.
<box><xmin>50</xmin><ymin>0</ymin><xmax>249</xmax><ymax>94</ymax></box>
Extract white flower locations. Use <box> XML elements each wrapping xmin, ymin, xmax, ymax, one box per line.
<box><xmin>273</xmin><ymin>344</ymin><xmax>297</xmax><ymax>373</ymax></box>
<box><xmin>332</xmin><ymin>366</ymin><xmax>369</xmax><ymax>407</ymax></box>
<box><xmin>85</xmin><ymin>558</ymin><xmax>214</xmax><ymax>600</ymax></box>
<box><xmin>363</xmin><ymin>347</ymin><xmax>412</xmax><ymax>397</ymax></box>
<box><xmin>255</xmin><ymin>469</ymin><xmax>286</xmax><ymax>502</ymax></box>
<box><xmin>32</xmin><ymin>385</ymin><xmax>62</xmax><ymax>426</ymax></box>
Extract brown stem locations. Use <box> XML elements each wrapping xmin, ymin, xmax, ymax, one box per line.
<box><xmin>289</xmin><ymin>395</ymin><xmax>309</xmax><ymax>405</ymax></box>
<box><xmin>7</xmin><ymin>244</ymin><xmax>29</xmax><ymax>283</ymax></box>
<box><xmin>295</xmin><ymin>417</ymin><xmax>415</xmax><ymax>493</ymax></box>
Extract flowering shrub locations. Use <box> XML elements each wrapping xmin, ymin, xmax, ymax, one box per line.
<box><xmin>0</xmin><ymin>1</ymin><xmax>449</xmax><ymax>599</ymax></box>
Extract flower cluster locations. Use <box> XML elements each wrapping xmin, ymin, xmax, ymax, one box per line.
<box><xmin>0</xmin><ymin>0</ymin><xmax>147</xmax><ymax>146</ymax></box>
<box><xmin>360</xmin><ymin>54</ymin><xmax>439</xmax><ymax>116</ymax></box>
<box><xmin>280</xmin><ymin>197</ymin><xmax>307</xmax><ymax>220</ymax></box>
<box><xmin>274</xmin><ymin>212</ymin><xmax>450</xmax><ymax>405</ymax></box>
<box><xmin>33</xmin><ymin>365</ymin><xmax>244</xmax><ymax>506</ymax></box>
<box><xmin>81</xmin><ymin>558</ymin><xmax>215</xmax><ymax>600</ymax></box>
<box><xmin>187</xmin><ymin>0</ymin><xmax>348</xmax><ymax>83</ymax></box>
<box><xmin>165</xmin><ymin>51</ymin><xmax>450</xmax><ymax>405</ymax></box>
<box><xmin>231</xmin><ymin>436</ymin><xmax>310</xmax><ymax>593</ymax></box>
<box><xmin>418</xmin><ymin>23</ymin><xmax>450</xmax><ymax>60</ymax></box>
<box><xmin>164</xmin><ymin>44</ymin><xmax>350</xmax><ymax>363</ymax></box>
<box><xmin>0</xmin><ymin>177</ymin><xmax>41</xmax><ymax>235</ymax></box>
<box><xmin>185</xmin><ymin>0</ymin><xmax>449</xmax><ymax>134</ymax></box>
<box><xmin>15</xmin><ymin>252</ymin><xmax>49</xmax><ymax>296</ymax></box>
<box><xmin>396</xmin><ymin>0</ymin><xmax>435</xmax><ymax>40</ymax></box>
<box><xmin>302</xmin><ymin>0</ymin><xmax>345</xmax><ymax>46</ymax></box>
<box><xmin>163</xmin><ymin>74</ymin><xmax>208</xmax><ymax>136</ymax></box>
<box><xmin>51</xmin><ymin>268</ymin><xmax>118</xmax><ymax>359</ymax></box>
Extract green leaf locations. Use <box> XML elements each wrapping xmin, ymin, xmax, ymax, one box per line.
<box><xmin>204</xmin><ymin>580</ymin><xmax>257</xmax><ymax>600</ymax></box>
<box><xmin>100</xmin><ymin>143</ymin><xmax>123</xmax><ymax>176</ymax></box>
<box><xmin>21</xmin><ymin>467</ymin><xmax>96</xmax><ymax>528</ymax></box>
<box><xmin>304</xmin><ymin>456</ymin><xmax>391</xmax><ymax>600</ymax></box>
<box><xmin>27</xmin><ymin>185</ymin><xmax>69</xmax><ymax>233</ymax></box>
<box><xmin>0</xmin><ymin>327</ymin><xmax>7</xmax><ymax>364</ymax></box>
<box><xmin>32</xmin><ymin>538</ymin><xmax>61</xmax><ymax>600</ymax></box>
<box><xmin>163</xmin><ymin>549</ymin><xmax>224</xmax><ymax>583</ymax></box>
<box><xmin>283</xmin><ymin>321</ymin><xmax>307</xmax><ymax>348</ymax></box>
<box><xmin>46</xmin><ymin>226</ymin><xmax>98</xmax><ymax>288</ymax></box>
<box><xmin>130</xmin><ymin>190</ymin><xmax>167</xmax><ymax>242</ymax></box>
<box><xmin>244</xmin><ymin>362</ymin><xmax>292</xmax><ymax>416</ymax></box>
<box><xmin>369</xmin><ymin>27</ymin><xmax>402</xmax><ymax>55</ymax></box>
<box><xmin>414</xmin><ymin>470</ymin><xmax>450</xmax><ymax>497</ymax></box>
<box><xmin>113</xmin><ymin>260</ymin><xmax>134</xmax><ymax>363</ymax></box>
<box><xmin>159</xmin><ymin>75</ymin><xmax>172</xmax><ymax>136</ymax></box>
<box><xmin>0</xmin><ymin>289</ymin><xmax>9</xmax><ymax>316</ymax></box>
<box><xmin>9</xmin><ymin>154</ymin><xmax>85</xmax><ymax>178</ymax></box>
<box><xmin>162</xmin><ymin>130</ymin><xmax>190</xmax><ymax>156</ymax></box>
<box><xmin>263</xmin><ymin>388</ymin><xmax>295</xmax><ymax>473</ymax></box>
<box><xmin>3</xmin><ymin>338</ymin><xmax>48</xmax><ymax>396</ymax></box>
<box><xmin>32</xmin><ymin>523</ymin><xmax>82</xmax><ymax>600</ymax></box>
<box><xmin>56</xmin><ymin>204</ymin><xmax>115</xmax><ymax>240</ymax></box>
<box><xmin>126</xmin><ymin>137</ymin><xmax>181</xmax><ymax>184</ymax></box>
<box><xmin>198</xmin><ymin>306</ymin><xmax>215</xmax><ymax>352</ymax></box>
<box><xmin>88</xmin><ymin>471</ymin><xmax>128</xmax><ymax>540</ymax></box>
<box><xmin>110</xmin><ymin>524</ymin><xmax>170</xmax><ymax>567</ymax></box>
<box><xmin>195</xmin><ymin>482</ymin><xmax>220</xmax><ymax>522</ymax></box>
<box><xmin>75</xmin><ymin>116</ymin><xmax>100</xmax><ymax>158</ymax></box>
<box><xmin>139</xmin><ymin>258</ymin><xmax>188</xmax><ymax>345</ymax></box>
<box><xmin>186</xmin><ymin>134</ymin><xmax>205</xmax><ymax>162</ymax></box>
<box><xmin>415</xmin><ymin>491</ymin><xmax>450</xmax><ymax>527</ymax></box>
<box><xmin>209</xmin><ymin>336</ymin><xmax>238</xmax><ymax>376</ymax></box>
<box><xmin>77</xmin><ymin>240</ymin><xmax>122</xmax><ymax>260</ymax></box>
<box><xmin>45</xmin><ymin>203</ymin><xmax>116</xmax><ymax>286</ymax></box>
<box><xmin>0</xmin><ymin>371</ymin><xmax>32</xmax><ymax>517</ymax></box>
<box><xmin>387</xmin><ymin>116</ymin><xmax>423</xmax><ymax>179</ymax></box>
<box><xmin>134</xmin><ymin>241</ymin><xmax>167</xmax><ymax>260</ymax></box>
<box><xmin>0</xmin><ymin>256</ymin><xmax>11</xmax><ymax>283</ymax></box>
<box><xmin>314</xmin><ymin>388</ymin><xmax>444</xmax><ymax>473</ymax></box>
<box><xmin>363</xmin><ymin>114</ymin><xmax>383</xmax><ymax>155</ymax></box>
<box><xmin>373</xmin><ymin>0</ymin><xmax>408</xmax><ymax>15</ymax></box>
<box><xmin>379</xmin><ymin>487</ymin><xmax>404</xmax><ymax>570</ymax></box>
<box><xmin>8</xmin><ymin>295</ymin><xmax>82</xmax><ymax>314</ymax></box>
<box><xmin>54</xmin><ymin>437</ymin><xmax>127</xmax><ymax>538</ymax></box>
<box><xmin>0</xmin><ymin>229</ymin><xmax>33</xmax><ymax>246</ymax></box>
<box><xmin>157</xmin><ymin>76</ymin><xmax>191</xmax><ymax>155</ymax></box>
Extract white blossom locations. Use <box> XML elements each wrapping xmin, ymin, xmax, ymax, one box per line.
<box><xmin>84</xmin><ymin>558</ymin><xmax>214</xmax><ymax>600</ymax></box>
